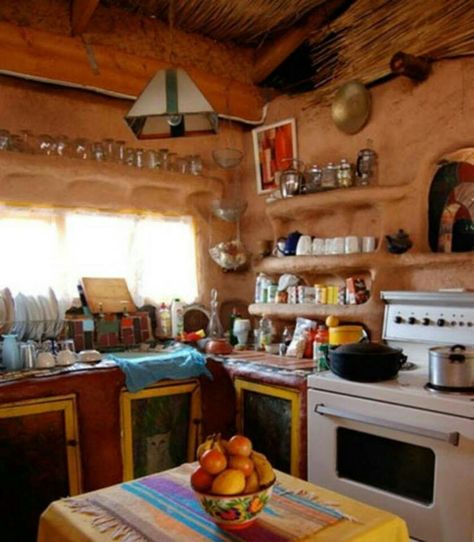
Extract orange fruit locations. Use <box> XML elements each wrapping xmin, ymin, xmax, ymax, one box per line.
<box><xmin>191</xmin><ymin>466</ymin><xmax>214</xmax><ymax>492</ymax></box>
<box><xmin>228</xmin><ymin>454</ymin><xmax>254</xmax><ymax>477</ymax></box>
<box><xmin>199</xmin><ymin>448</ymin><xmax>227</xmax><ymax>475</ymax></box>
<box><xmin>227</xmin><ymin>435</ymin><xmax>252</xmax><ymax>457</ymax></box>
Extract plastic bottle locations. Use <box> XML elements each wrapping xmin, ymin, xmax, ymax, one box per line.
<box><xmin>313</xmin><ymin>325</ymin><xmax>329</xmax><ymax>371</ymax></box>
<box><xmin>157</xmin><ymin>303</ymin><xmax>172</xmax><ymax>338</ymax></box>
<box><xmin>255</xmin><ymin>273</ymin><xmax>267</xmax><ymax>303</ymax></box>
<box><xmin>171</xmin><ymin>298</ymin><xmax>185</xmax><ymax>339</ymax></box>
<box><xmin>258</xmin><ymin>315</ymin><xmax>273</xmax><ymax>350</ymax></box>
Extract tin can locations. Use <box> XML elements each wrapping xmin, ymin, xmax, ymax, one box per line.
<box><xmin>267</xmin><ymin>284</ymin><xmax>278</xmax><ymax>303</ymax></box>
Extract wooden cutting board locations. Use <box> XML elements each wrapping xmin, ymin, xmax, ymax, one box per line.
<box><xmin>80</xmin><ymin>278</ymin><xmax>137</xmax><ymax>314</ymax></box>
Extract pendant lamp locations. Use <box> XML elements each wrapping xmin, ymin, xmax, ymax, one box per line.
<box><xmin>124</xmin><ymin>68</ymin><xmax>219</xmax><ymax>139</ymax></box>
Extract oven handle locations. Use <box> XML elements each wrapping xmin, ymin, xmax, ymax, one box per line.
<box><xmin>314</xmin><ymin>404</ymin><xmax>460</xmax><ymax>446</ymax></box>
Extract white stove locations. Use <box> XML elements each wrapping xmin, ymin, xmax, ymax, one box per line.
<box><xmin>307</xmin><ymin>291</ymin><xmax>474</xmax><ymax>542</ymax></box>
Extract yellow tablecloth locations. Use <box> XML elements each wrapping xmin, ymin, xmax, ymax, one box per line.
<box><xmin>38</xmin><ymin>466</ymin><xmax>409</xmax><ymax>542</ymax></box>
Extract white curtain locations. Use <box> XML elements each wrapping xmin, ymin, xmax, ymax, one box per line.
<box><xmin>0</xmin><ymin>206</ymin><xmax>198</xmax><ymax>306</ymax></box>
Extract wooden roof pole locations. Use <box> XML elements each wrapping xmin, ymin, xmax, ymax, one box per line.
<box><xmin>0</xmin><ymin>21</ymin><xmax>264</xmax><ymax>122</ymax></box>
<box><xmin>71</xmin><ymin>0</ymin><xmax>100</xmax><ymax>36</ymax></box>
<box><xmin>252</xmin><ymin>0</ymin><xmax>349</xmax><ymax>84</ymax></box>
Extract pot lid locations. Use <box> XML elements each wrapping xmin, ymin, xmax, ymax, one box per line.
<box><xmin>334</xmin><ymin>341</ymin><xmax>402</xmax><ymax>355</ymax></box>
<box><xmin>331</xmin><ymin>81</ymin><xmax>371</xmax><ymax>135</ymax></box>
<box><xmin>430</xmin><ymin>344</ymin><xmax>474</xmax><ymax>356</ymax></box>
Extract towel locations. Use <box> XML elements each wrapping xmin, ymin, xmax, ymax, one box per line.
<box><xmin>106</xmin><ymin>345</ymin><xmax>212</xmax><ymax>392</ymax></box>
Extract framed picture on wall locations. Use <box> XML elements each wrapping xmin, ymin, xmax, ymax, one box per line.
<box><xmin>252</xmin><ymin>118</ymin><xmax>297</xmax><ymax>194</ymax></box>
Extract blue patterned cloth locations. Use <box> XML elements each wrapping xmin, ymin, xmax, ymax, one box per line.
<box><xmin>106</xmin><ymin>345</ymin><xmax>212</xmax><ymax>392</ymax></box>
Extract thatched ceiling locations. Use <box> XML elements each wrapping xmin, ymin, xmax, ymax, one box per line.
<box><xmin>100</xmin><ymin>0</ymin><xmax>328</xmax><ymax>46</ymax></box>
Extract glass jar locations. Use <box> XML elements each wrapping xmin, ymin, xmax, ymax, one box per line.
<box><xmin>321</xmin><ymin>162</ymin><xmax>338</xmax><ymax>189</ymax></box>
<box><xmin>356</xmin><ymin>146</ymin><xmax>377</xmax><ymax>186</ymax></box>
<box><xmin>304</xmin><ymin>164</ymin><xmax>322</xmax><ymax>193</ymax></box>
<box><xmin>337</xmin><ymin>158</ymin><xmax>354</xmax><ymax>188</ymax></box>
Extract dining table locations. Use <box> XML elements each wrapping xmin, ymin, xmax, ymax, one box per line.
<box><xmin>37</xmin><ymin>462</ymin><xmax>410</xmax><ymax>542</ymax></box>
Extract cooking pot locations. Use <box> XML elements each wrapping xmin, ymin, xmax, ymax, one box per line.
<box><xmin>328</xmin><ymin>341</ymin><xmax>407</xmax><ymax>382</ymax></box>
<box><xmin>429</xmin><ymin>344</ymin><xmax>474</xmax><ymax>390</ymax></box>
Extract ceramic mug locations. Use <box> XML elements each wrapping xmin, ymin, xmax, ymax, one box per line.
<box><xmin>362</xmin><ymin>236</ymin><xmax>376</xmax><ymax>252</ymax></box>
<box><xmin>333</xmin><ymin>237</ymin><xmax>345</xmax><ymax>255</ymax></box>
<box><xmin>36</xmin><ymin>352</ymin><xmax>56</xmax><ymax>369</ymax></box>
<box><xmin>312</xmin><ymin>238</ymin><xmax>325</xmax><ymax>256</ymax></box>
<box><xmin>345</xmin><ymin>236</ymin><xmax>361</xmax><ymax>254</ymax></box>
<box><xmin>296</xmin><ymin>235</ymin><xmax>312</xmax><ymax>256</ymax></box>
<box><xmin>56</xmin><ymin>350</ymin><xmax>78</xmax><ymax>366</ymax></box>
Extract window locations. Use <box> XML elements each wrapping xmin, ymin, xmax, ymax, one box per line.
<box><xmin>0</xmin><ymin>207</ymin><xmax>198</xmax><ymax>305</ymax></box>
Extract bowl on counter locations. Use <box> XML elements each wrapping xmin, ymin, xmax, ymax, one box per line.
<box><xmin>264</xmin><ymin>344</ymin><xmax>280</xmax><ymax>355</ymax></box>
<box><xmin>78</xmin><ymin>350</ymin><xmax>102</xmax><ymax>363</ymax></box>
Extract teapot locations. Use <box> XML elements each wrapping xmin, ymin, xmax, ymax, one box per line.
<box><xmin>279</xmin><ymin>159</ymin><xmax>305</xmax><ymax>198</ymax></box>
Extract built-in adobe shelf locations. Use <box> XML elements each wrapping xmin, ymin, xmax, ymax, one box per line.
<box><xmin>266</xmin><ymin>184</ymin><xmax>412</xmax><ymax>222</ymax></box>
<box><xmin>0</xmin><ymin>151</ymin><xmax>223</xmax><ymax>215</ymax></box>
<box><xmin>255</xmin><ymin>251</ymin><xmax>473</xmax><ymax>276</ymax></box>
<box><xmin>249</xmin><ymin>297</ymin><xmax>377</xmax><ymax>322</ymax></box>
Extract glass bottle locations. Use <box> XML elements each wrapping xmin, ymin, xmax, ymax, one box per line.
<box><xmin>207</xmin><ymin>288</ymin><xmax>223</xmax><ymax>338</ymax></box>
<box><xmin>157</xmin><ymin>303</ymin><xmax>172</xmax><ymax>338</ymax></box>
<box><xmin>258</xmin><ymin>315</ymin><xmax>273</xmax><ymax>349</ymax></box>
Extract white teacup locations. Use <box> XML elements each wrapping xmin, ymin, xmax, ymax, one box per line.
<box><xmin>362</xmin><ymin>236</ymin><xmax>376</xmax><ymax>252</ymax></box>
<box><xmin>296</xmin><ymin>235</ymin><xmax>312</xmax><ymax>256</ymax></box>
<box><xmin>56</xmin><ymin>350</ymin><xmax>78</xmax><ymax>366</ymax></box>
<box><xmin>312</xmin><ymin>238</ymin><xmax>325</xmax><ymax>255</ymax></box>
<box><xmin>36</xmin><ymin>352</ymin><xmax>56</xmax><ymax>369</ymax></box>
<box><xmin>344</xmin><ymin>236</ymin><xmax>361</xmax><ymax>254</ymax></box>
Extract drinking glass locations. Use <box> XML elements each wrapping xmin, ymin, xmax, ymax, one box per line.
<box><xmin>144</xmin><ymin>149</ymin><xmax>159</xmax><ymax>168</ymax></box>
<box><xmin>73</xmin><ymin>138</ymin><xmax>90</xmax><ymax>160</ymax></box>
<box><xmin>102</xmin><ymin>138</ymin><xmax>115</xmax><ymax>161</ymax></box>
<box><xmin>114</xmin><ymin>140</ymin><xmax>126</xmax><ymax>163</ymax></box>
<box><xmin>135</xmin><ymin>148</ymin><xmax>145</xmax><ymax>168</ymax></box>
<box><xmin>188</xmin><ymin>155</ymin><xmax>203</xmax><ymax>175</ymax></box>
<box><xmin>91</xmin><ymin>142</ymin><xmax>105</xmax><ymax>161</ymax></box>
<box><xmin>56</xmin><ymin>135</ymin><xmax>70</xmax><ymax>157</ymax></box>
<box><xmin>0</xmin><ymin>129</ymin><xmax>11</xmax><ymax>151</ymax></box>
<box><xmin>158</xmin><ymin>148</ymin><xmax>169</xmax><ymax>170</ymax></box>
<box><xmin>176</xmin><ymin>156</ymin><xmax>188</xmax><ymax>174</ymax></box>
<box><xmin>124</xmin><ymin>147</ymin><xmax>136</xmax><ymax>166</ymax></box>
<box><xmin>20</xmin><ymin>343</ymin><xmax>36</xmax><ymax>369</ymax></box>
<box><xmin>38</xmin><ymin>134</ymin><xmax>55</xmax><ymax>155</ymax></box>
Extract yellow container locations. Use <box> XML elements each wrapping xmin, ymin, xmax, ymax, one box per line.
<box><xmin>329</xmin><ymin>325</ymin><xmax>364</xmax><ymax>346</ymax></box>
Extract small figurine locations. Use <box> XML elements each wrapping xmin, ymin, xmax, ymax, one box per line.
<box><xmin>385</xmin><ymin>229</ymin><xmax>413</xmax><ymax>254</ymax></box>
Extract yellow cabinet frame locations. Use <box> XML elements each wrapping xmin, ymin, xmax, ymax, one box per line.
<box><xmin>235</xmin><ymin>378</ymin><xmax>301</xmax><ymax>477</ymax></box>
<box><xmin>0</xmin><ymin>394</ymin><xmax>82</xmax><ymax>495</ymax></box>
<box><xmin>120</xmin><ymin>379</ymin><xmax>201</xmax><ymax>481</ymax></box>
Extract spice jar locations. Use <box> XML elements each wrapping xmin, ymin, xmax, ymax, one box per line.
<box><xmin>321</xmin><ymin>162</ymin><xmax>338</xmax><ymax>189</ymax></box>
<box><xmin>337</xmin><ymin>158</ymin><xmax>354</xmax><ymax>188</ymax></box>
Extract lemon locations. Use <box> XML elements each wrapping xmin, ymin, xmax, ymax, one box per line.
<box><xmin>325</xmin><ymin>315</ymin><xmax>340</xmax><ymax>328</ymax></box>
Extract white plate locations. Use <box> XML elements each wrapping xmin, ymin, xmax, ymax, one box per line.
<box><xmin>32</xmin><ymin>295</ymin><xmax>46</xmax><ymax>340</ymax></box>
<box><xmin>0</xmin><ymin>296</ymin><xmax>6</xmax><ymax>334</ymax></box>
<box><xmin>48</xmin><ymin>288</ymin><xmax>60</xmax><ymax>337</ymax></box>
<box><xmin>2</xmin><ymin>288</ymin><xmax>14</xmax><ymax>334</ymax></box>
<box><xmin>26</xmin><ymin>296</ymin><xmax>40</xmax><ymax>340</ymax></box>
<box><xmin>38</xmin><ymin>295</ymin><xmax>55</xmax><ymax>338</ymax></box>
<box><xmin>13</xmin><ymin>293</ymin><xmax>28</xmax><ymax>341</ymax></box>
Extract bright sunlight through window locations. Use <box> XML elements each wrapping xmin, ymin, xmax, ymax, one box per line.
<box><xmin>0</xmin><ymin>207</ymin><xmax>198</xmax><ymax>305</ymax></box>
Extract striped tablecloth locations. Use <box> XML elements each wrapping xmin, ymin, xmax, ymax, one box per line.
<box><xmin>38</xmin><ymin>464</ymin><xmax>410</xmax><ymax>542</ymax></box>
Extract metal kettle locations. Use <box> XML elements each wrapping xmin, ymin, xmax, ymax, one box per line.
<box><xmin>279</xmin><ymin>158</ymin><xmax>305</xmax><ymax>198</ymax></box>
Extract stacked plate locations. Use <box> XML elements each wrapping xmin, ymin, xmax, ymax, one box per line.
<box><xmin>0</xmin><ymin>287</ymin><xmax>66</xmax><ymax>341</ymax></box>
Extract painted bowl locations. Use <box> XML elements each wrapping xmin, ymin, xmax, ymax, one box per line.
<box><xmin>193</xmin><ymin>482</ymin><xmax>274</xmax><ymax>531</ymax></box>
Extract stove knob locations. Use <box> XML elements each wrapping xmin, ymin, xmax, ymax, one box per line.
<box><xmin>450</xmin><ymin>321</ymin><xmax>457</xmax><ymax>326</ymax></box>
<box><xmin>422</xmin><ymin>318</ymin><xmax>430</xmax><ymax>326</ymax></box>
<box><xmin>408</xmin><ymin>317</ymin><xmax>416</xmax><ymax>325</ymax></box>
<box><xmin>437</xmin><ymin>318</ymin><xmax>446</xmax><ymax>327</ymax></box>
<box><xmin>394</xmin><ymin>316</ymin><xmax>403</xmax><ymax>324</ymax></box>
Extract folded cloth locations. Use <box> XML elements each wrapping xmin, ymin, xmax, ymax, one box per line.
<box><xmin>106</xmin><ymin>345</ymin><xmax>212</xmax><ymax>392</ymax></box>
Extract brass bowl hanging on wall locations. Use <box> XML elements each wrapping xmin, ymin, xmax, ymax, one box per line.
<box><xmin>331</xmin><ymin>81</ymin><xmax>372</xmax><ymax>135</ymax></box>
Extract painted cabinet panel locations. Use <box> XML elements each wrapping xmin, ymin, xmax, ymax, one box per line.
<box><xmin>0</xmin><ymin>395</ymin><xmax>82</xmax><ymax>542</ymax></box>
<box><xmin>235</xmin><ymin>379</ymin><xmax>301</xmax><ymax>476</ymax></box>
<box><xmin>120</xmin><ymin>379</ymin><xmax>201</xmax><ymax>480</ymax></box>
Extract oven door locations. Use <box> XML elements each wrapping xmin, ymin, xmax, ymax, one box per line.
<box><xmin>307</xmin><ymin>389</ymin><xmax>474</xmax><ymax>542</ymax></box>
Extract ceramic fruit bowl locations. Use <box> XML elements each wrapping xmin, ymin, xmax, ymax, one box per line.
<box><xmin>193</xmin><ymin>481</ymin><xmax>274</xmax><ymax>531</ymax></box>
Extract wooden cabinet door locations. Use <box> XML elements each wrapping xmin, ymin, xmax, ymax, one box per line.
<box><xmin>235</xmin><ymin>379</ymin><xmax>301</xmax><ymax>476</ymax></box>
<box><xmin>0</xmin><ymin>395</ymin><xmax>82</xmax><ymax>542</ymax></box>
<box><xmin>120</xmin><ymin>380</ymin><xmax>201</xmax><ymax>480</ymax></box>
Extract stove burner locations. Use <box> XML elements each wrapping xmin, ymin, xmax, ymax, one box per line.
<box><xmin>399</xmin><ymin>361</ymin><xmax>417</xmax><ymax>371</ymax></box>
<box><xmin>425</xmin><ymin>382</ymin><xmax>474</xmax><ymax>395</ymax></box>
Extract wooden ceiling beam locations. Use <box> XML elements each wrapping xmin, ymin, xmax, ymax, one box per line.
<box><xmin>252</xmin><ymin>0</ymin><xmax>349</xmax><ymax>84</ymax></box>
<box><xmin>71</xmin><ymin>0</ymin><xmax>100</xmax><ymax>35</ymax></box>
<box><xmin>0</xmin><ymin>21</ymin><xmax>265</xmax><ymax>123</ymax></box>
